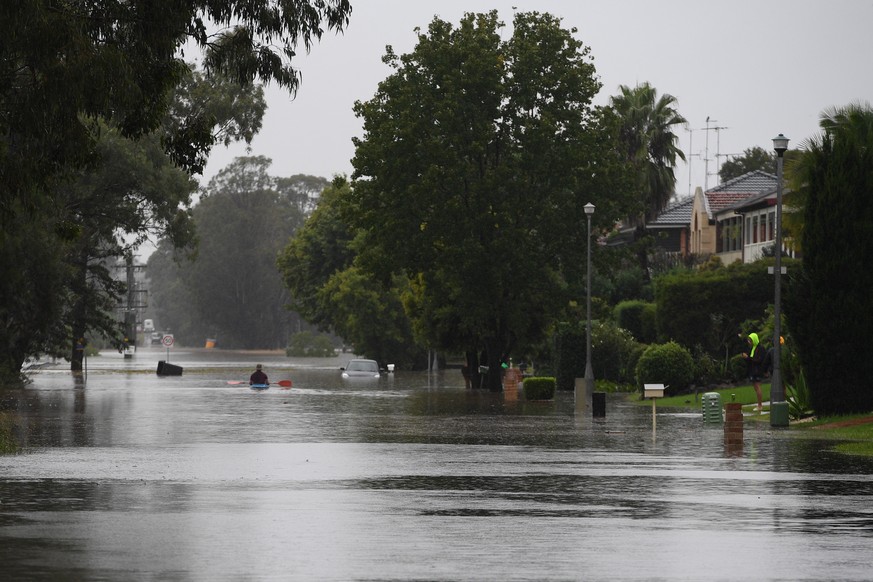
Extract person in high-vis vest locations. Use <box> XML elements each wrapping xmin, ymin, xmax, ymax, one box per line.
<box><xmin>742</xmin><ymin>332</ymin><xmax>765</xmax><ymax>413</ymax></box>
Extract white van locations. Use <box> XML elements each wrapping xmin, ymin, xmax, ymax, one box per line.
<box><xmin>143</xmin><ymin>319</ymin><xmax>155</xmax><ymax>332</ymax></box>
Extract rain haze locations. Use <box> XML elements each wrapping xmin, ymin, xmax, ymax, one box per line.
<box><xmin>200</xmin><ymin>0</ymin><xmax>873</xmax><ymax>199</ymax></box>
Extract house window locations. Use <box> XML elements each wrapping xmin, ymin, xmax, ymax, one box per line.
<box><xmin>746</xmin><ymin>217</ymin><xmax>752</xmax><ymax>245</ymax></box>
<box><xmin>752</xmin><ymin>216</ymin><xmax>759</xmax><ymax>243</ymax></box>
<box><xmin>759</xmin><ymin>213</ymin><xmax>767</xmax><ymax>242</ymax></box>
<box><xmin>768</xmin><ymin>211</ymin><xmax>775</xmax><ymax>241</ymax></box>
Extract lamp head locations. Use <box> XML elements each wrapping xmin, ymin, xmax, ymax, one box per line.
<box><xmin>772</xmin><ymin>134</ymin><xmax>789</xmax><ymax>156</ymax></box>
<box><xmin>584</xmin><ymin>202</ymin><xmax>595</xmax><ymax>216</ymax></box>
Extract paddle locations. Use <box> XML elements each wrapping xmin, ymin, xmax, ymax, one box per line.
<box><xmin>227</xmin><ymin>379</ymin><xmax>293</xmax><ymax>387</ymax></box>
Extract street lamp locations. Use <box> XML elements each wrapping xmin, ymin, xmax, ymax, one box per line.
<box><xmin>580</xmin><ymin>202</ymin><xmax>595</xmax><ymax>414</ymax></box>
<box><xmin>771</xmin><ymin>133</ymin><xmax>789</xmax><ymax>427</ymax></box>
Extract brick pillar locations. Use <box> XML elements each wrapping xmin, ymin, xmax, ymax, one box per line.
<box><xmin>724</xmin><ymin>402</ymin><xmax>743</xmax><ymax>456</ymax></box>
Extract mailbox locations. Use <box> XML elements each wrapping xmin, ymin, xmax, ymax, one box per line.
<box><xmin>644</xmin><ymin>383</ymin><xmax>665</xmax><ymax>398</ymax></box>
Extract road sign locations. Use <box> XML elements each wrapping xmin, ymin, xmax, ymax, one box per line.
<box><xmin>161</xmin><ymin>334</ymin><xmax>175</xmax><ymax>347</ymax></box>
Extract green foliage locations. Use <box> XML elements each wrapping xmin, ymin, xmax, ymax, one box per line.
<box><xmin>278</xmin><ymin>178</ymin><xmax>358</xmax><ymax>331</ymax></box>
<box><xmin>0</xmin><ymin>0</ymin><xmax>350</xmax><ymax>378</ymax></box>
<box><xmin>728</xmin><ymin>353</ymin><xmax>748</xmax><ymax>382</ymax></box>
<box><xmin>785</xmin><ymin>103</ymin><xmax>873</xmax><ymax>415</ymax></box>
<box><xmin>718</xmin><ymin>147</ymin><xmax>776</xmax><ymax>183</ymax></box>
<box><xmin>614</xmin><ymin>300</ymin><xmax>656</xmax><ymax>343</ymax></box>
<box><xmin>608</xmin><ymin>82</ymin><xmax>687</xmax><ymax>223</ymax></box>
<box><xmin>786</xmin><ymin>369</ymin><xmax>813</xmax><ymax>420</ymax></box>
<box><xmin>278</xmin><ymin>179</ymin><xmax>424</xmax><ymax>366</ymax></box>
<box><xmin>286</xmin><ymin>331</ymin><xmax>337</xmax><ymax>358</ymax></box>
<box><xmin>148</xmin><ymin>158</ymin><xmax>324</xmax><ymax>348</ymax></box>
<box><xmin>592</xmin><ymin>321</ymin><xmax>641</xmax><ymax>385</ymax></box>
<box><xmin>691</xmin><ymin>344</ymin><xmax>719</xmax><ymax>386</ymax></box>
<box><xmin>349</xmin><ymin>10</ymin><xmax>634</xmax><ymax>389</ymax></box>
<box><xmin>654</xmin><ymin>260</ymin><xmax>796</xmax><ymax>358</ymax></box>
<box><xmin>523</xmin><ymin>377</ymin><xmax>556</xmax><ymax>400</ymax></box>
<box><xmin>635</xmin><ymin>341</ymin><xmax>694</xmax><ymax>395</ymax></box>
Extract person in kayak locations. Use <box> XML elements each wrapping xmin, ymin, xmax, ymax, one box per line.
<box><xmin>249</xmin><ymin>364</ymin><xmax>269</xmax><ymax>386</ymax></box>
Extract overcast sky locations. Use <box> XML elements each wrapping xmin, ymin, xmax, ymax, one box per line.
<box><xmin>200</xmin><ymin>0</ymin><xmax>873</xmax><ymax>199</ymax></box>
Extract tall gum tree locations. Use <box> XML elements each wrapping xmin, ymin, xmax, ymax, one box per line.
<box><xmin>349</xmin><ymin>11</ymin><xmax>632</xmax><ymax>390</ymax></box>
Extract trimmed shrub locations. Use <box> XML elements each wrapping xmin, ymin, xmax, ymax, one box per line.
<box><xmin>653</xmin><ymin>261</ymin><xmax>796</xmax><ymax>357</ymax></box>
<box><xmin>523</xmin><ymin>377</ymin><xmax>556</xmax><ymax>400</ymax></box>
<box><xmin>635</xmin><ymin>341</ymin><xmax>694</xmax><ymax>396</ymax></box>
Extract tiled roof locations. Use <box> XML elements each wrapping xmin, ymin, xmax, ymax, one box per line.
<box><xmin>703</xmin><ymin>170</ymin><xmax>779</xmax><ymax>218</ymax></box>
<box><xmin>648</xmin><ymin>196</ymin><xmax>692</xmax><ymax>227</ymax></box>
<box><xmin>704</xmin><ymin>191</ymin><xmax>751</xmax><ymax>215</ymax></box>
<box><xmin>707</xmin><ymin>170</ymin><xmax>777</xmax><ymax>193</ymax></box>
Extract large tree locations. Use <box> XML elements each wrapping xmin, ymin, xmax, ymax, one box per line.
<box><xmin>278</xmin><ymin>178</ymin><xmax>423</xmax><ymax>366</ymax></box>
<box><xmin>1</xmin><ymin>0</ymin><xmax>351</xmax><ymax>214</ymax></box>
<box><xmin>149</xmin><ymin>157</ymin><xmax>324</xmax><ymax>349</ymax></box>
<box><xmin>718</xmin><ymin>146</ymin><xmax>776</xmax><ymax>183</ymax></box>
<box><xmin>348</xmin><ymin>11</ymin><xmax>631</xmax><ymax>390</ymax></box>
<box><xmin>1</xmin><ymin>1</ymin><xmax>351</xmax><ymax>380</ymax></box>
<box><xmin>785</xmin><ymin>102</ymin><xmax>873</xmax><ymax>415</ymax></box>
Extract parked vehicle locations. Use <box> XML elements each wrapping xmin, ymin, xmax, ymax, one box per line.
<box><xmin>143</xmin><ymin>319</ymin><xmax>155</xmax><ymax>332</ymax></box>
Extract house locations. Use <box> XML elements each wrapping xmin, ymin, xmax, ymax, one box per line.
<box><xmin>688</xmin><ymin>170</ymin><xmax>778</xmax><ymax>261</ymax></box>
<box><xmin>646</xmin><ymin>196</ymin><xmax>693</xmax><ymax>256</ymax></box>
<box><xmin>608</xmin><ymin>170</ymin><xmax>782</xmax><ymax>266</ymax></box>
<box><xmin>714</xmin><ymin>184</ymin><xmax>797</xmax><ymax>263</ymax></box>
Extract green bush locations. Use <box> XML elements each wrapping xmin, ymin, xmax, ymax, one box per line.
<box><xmin>729</xmin><ymin>353</ymin><xmax>747</xmax><ymax>383</ymax></box>
<box><xmin>286</xmin><ymin>331</ymin><xmax>337</xmax><ymax>358</ymax></box>
<box><xmin>523</xmin><ymin>377</ymin><xmax>556</xmax><ymax>400</ymax></box>
<box><xmin>692</xmin><ymin>344</ymin><xmax>719</xmax><ymax>386</ymax></box>
<box><xmin>654</xmin><ymin>261</ymin><xmax>797</xmax><ymax>358</ymax></box>
<box><xmin>592</xmin><ymin>321</ymin><xmax>641</xmax><ymax>386</ymax></box>
<box><xmin>614</xmin><ymin>300</ymin><xmax>656</xmax><ymax>343</ymax></box>
<box><xmin>635</xmin><ymin>341</ymin><xmax>694</xmax><ymax>395</ymax></box>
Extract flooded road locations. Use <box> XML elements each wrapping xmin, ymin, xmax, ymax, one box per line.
<box><xmin>2</xmin><ymin>347</ymin><xmax>873</xmax><ymax>581</ymax></box>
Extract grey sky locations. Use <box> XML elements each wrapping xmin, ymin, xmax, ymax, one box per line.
<box><xmin>201</xmin><ymin>0</ymin><xmax>873</xmax><ymax>199</ymax></box>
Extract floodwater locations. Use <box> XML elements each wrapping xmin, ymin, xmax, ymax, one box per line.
<box><xmin>2</xmin><ymin>347</ymin><xmax>873</xmax><ymax>581</ymax></box>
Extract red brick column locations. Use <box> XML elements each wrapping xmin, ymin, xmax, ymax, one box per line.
<box><xmin>724</xmin><ymin>402</ymin><xmax>743</xmax><ymax>455</ymax></box>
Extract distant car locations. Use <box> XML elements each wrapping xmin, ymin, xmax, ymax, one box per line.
<box><xmin>143</xmin><ymin>319</ymin><xmax>155</xmax><ymax>332</ymax></box>
<box><xmin>150</xmin><ymin>331</ymin><xmax>162</xmax><ymax>344</ymax></box>
<box><xmin>341</xmin><ymin>359</ymin><xmax>380</xmax><ymax>378</ymax></box>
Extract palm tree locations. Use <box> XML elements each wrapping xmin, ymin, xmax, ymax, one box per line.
<box><xmin>610</xmin><ymin>82</ymin><xmax>687</xmax><ymax>224</ymax></box>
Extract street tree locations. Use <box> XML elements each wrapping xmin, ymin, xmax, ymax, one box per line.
<box><xmin>149</xmin><ymin>157</ymin><xmax>325</xmax><ymax>348</ymax></box>
<box><xmin>278</xmin><ymin>178</ymin><xmax>424</xmax><ymax>365</ymax></box>
<box><xmin>349</xmin><ymin>11</ymin><xmax>633</xmax><ymax>389</ymax></box>
<box><xmin>1</xmin><ymin>2</ymin><xmax>350</xmax><ymax>380</ymax></box>
<box><xmin>718</xmin><ymin>146</ymin><xmax>776</xmax><ymax>182</ymax></box>
<box><xmin>785</xmin><ymin>102</ymin><xmax>873</xmax><ymax>415</ymax></box>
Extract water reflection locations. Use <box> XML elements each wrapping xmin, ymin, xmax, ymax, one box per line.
<box><xmin>2</xmin><ymin>351</ymin><xmax>873</xmax><ymax>580</ymax></box>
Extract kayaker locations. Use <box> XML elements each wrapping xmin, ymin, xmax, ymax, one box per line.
<box><xmin>249</xmin><ymin>364</ymin><xmax>269</xmax><ymax>386</ymax></box>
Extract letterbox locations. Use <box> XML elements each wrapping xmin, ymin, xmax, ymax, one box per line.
<box><xmin>643</xmin><ymin>383</ymin><xmax>665</xmax><ymax>398</ymax></box>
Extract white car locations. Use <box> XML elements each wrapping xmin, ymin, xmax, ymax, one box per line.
<box><xmin>341</xmin><ymin>359</ymin><xmax>380</xmax><ymax>378</ymax></box>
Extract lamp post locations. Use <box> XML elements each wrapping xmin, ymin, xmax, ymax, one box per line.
<box><xmin>771</xmin><ymin>134</ymin><xmax>789</xmax><ymax>427</ymax></box>
<box><xmin>580</xmin><ymin>202</ymin><xmax>595</xmax><ymax>414</ymax></box>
